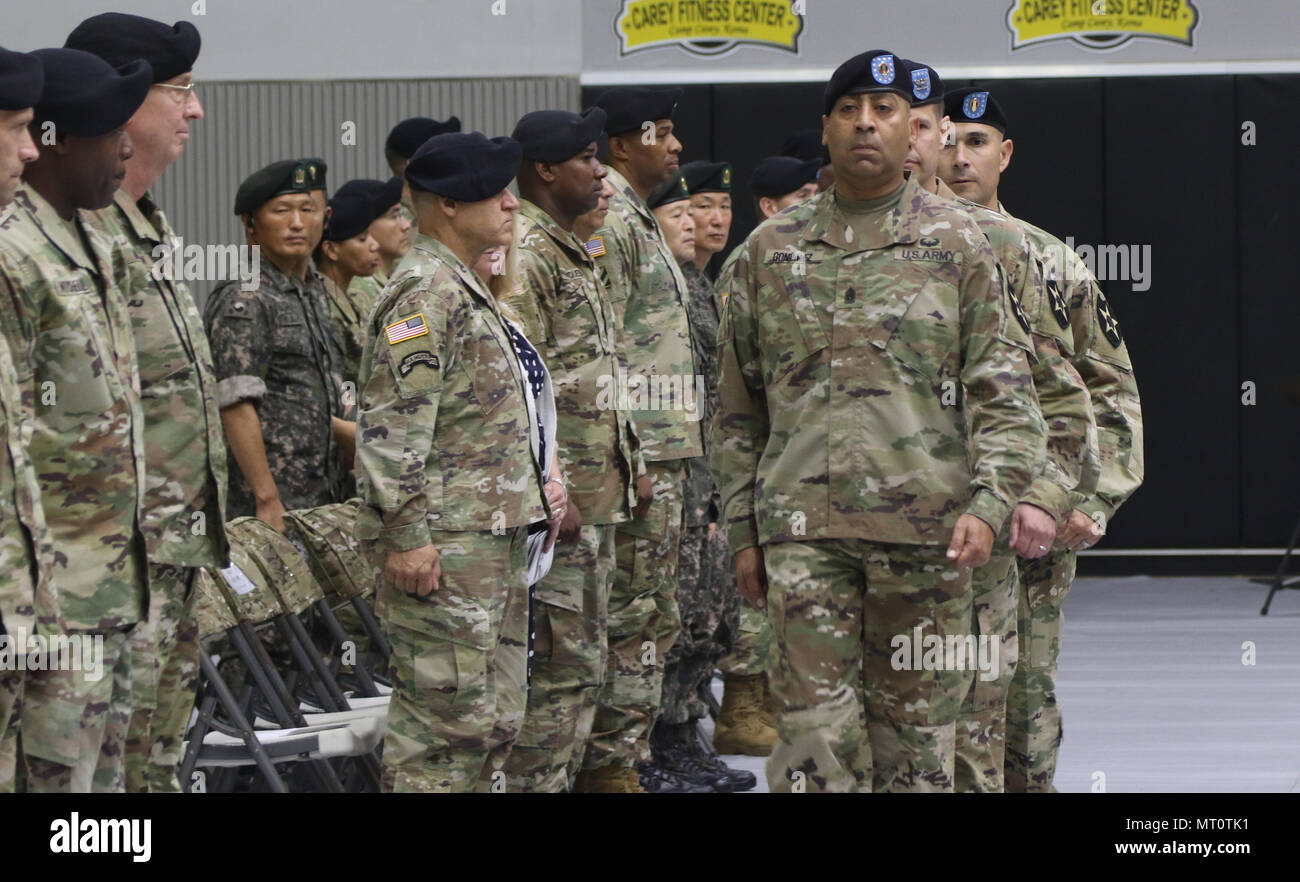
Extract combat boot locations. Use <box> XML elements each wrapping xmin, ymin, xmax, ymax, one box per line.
<box><xmin>572</xmin><ymin>764</ymin><xmax>646</xmax><ymax>793</ymax></box>
<box><xmin>760</xmin><ymin>674</ymin><xmax>780</xmax><ymax>730</ymax></box>
<box><xmin>673</xmin><ymin>721</ymin><xmax>757</xmax><ymax>792</ymax></box>
<box><xmin>713</xmin><ymin>674</ymin><xmax>778</xmax><ymax>756</ymax></box>
<box><xmin>636</xmin><ymin>760</ymin><xmax>713</xmax><ymax>794</ymax></box>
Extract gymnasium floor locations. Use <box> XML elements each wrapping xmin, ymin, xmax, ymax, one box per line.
<box><xmin>704</xmin><ymin>576</ymin><xmax>1300</xmax><ymax>793</ymax></box>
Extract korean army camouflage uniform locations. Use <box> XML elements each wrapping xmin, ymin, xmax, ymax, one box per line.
<box><xmin>714</xmin><ymin>246</ymin><xmax>774</xmax><ymax>681</ymax></box>
<box><xmin>1003</xmin><ymin>204</ymin><xmax>1144</xmax><ymax>793</ymax></box>
<box><xmin>204</xmin><ymin>260</ymin><xmax>351</xmax><ymax>517</ymax></box>
<box><xmin>87</xmin><ymin>189</ymin><xmax>231</xmax><ymax>794</ymax></box>
<box><xmin>0</xmin><ymin>199</ymin><xmax>58</xmax><ymax>792</ymax></box>
<box><xmin>501</xmin><ymin>199</ymin><xmax>643</xmax><ymax>792</ymax></box>
<box><xmin>661</xmin><ymin>260</ymin><xmax>739</xmax><ymax>726</ymax></box>
<box><xmin>710</xmin><ymin>176</ymin><xmax>1047</xmax><ymax>793</ymax></box>
<box><xmin>0</xmin><ymin>186</ymin><xmax>149</xmax><ymax>793</ymax></box>
<box><xmin>931</xmin><ymin>180</ymin><xmax>1098</xmax><ymax>793</ymax></box>
<box><xmin>583</xmin><ymin>166</ymin><xmax>703</xmax><ymax>773</ymax></box>
<box><xmin>355</xmin><ymin>233</ymin><xmax>551</xmax><ymax>793</ymax></box>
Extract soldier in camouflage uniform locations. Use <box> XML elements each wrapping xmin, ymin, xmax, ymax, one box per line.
<box><xmin>651</xmin><ymin>161</ymin><xmax>754</xmax><ymax>791</ymax></box>
<box><xmin>711</xmin><ymin>50</ymin><xmax>1048</xmax><ymax>793</ymax></box>
<box><xmin>0</xmin><ymin>48</ymin><xmax>154</xmax><ymax>793</ymax></box>
<box><xmin>576</xmin><ymin>87</ymin><xmax>705</xmax><ymax>794</ymax></box>
<box><xmin>711</xmin><ymin>155</ymin><xmax>824</xmax><ymax>756</ymax></box>
<box><xmin>898</xmin><ymin>64</ymin><xmax>1098</xmax><ymax>792</ymax></box>
<box><xmin>356</xmin><ymin>132</ymin><xmax>561</xmax><ymax>793</ymax></box>
<box><xmin>941</xmin><ymin>86</ymin><xmax>1144</xmax><ymax>792</ymax></box>
<box><xmin>316</xmin><ymin>180</ymin><xmax>383</xmax><ymax>386</ymax></box>
<box><xmin>498</xmin><ymin>109</ymin><xmax>650</xmax><ymax>792</ymax></box>
<box><xmin>0</xmin><ymin>44</ymin><xmax>60</xmax><ymax>795</ymax></box>
<box><xmin>204</xmin><ymin>158</ymin><xmax>354</xmax><ymax>531</ymax></box>
<box><xmin>347</xmin><ymin>176</ymin><xmax>409</xmax><ymax>321</ymax></box>
<box><xmin>68</xmin><ymin>13</ymin><xmax>232</xmax><ymax>794</ymax></box>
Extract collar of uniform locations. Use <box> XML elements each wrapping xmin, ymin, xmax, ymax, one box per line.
<box><xmin>800</xmin><ymin>175</ymin><xmax>922</xmax><ymax>252</ymax></box>
<box><xmin>934</xmin><ymin>177</ymin><xmax>959</xmax><ymax>202</ymax></box>
<box><xmin>414</xmin><ymin>232</ymin><xmax>499</xmax><ymax>309</ymax></box>
<box><xmin>259</xmin><ymin>254</ymin><xmax>320</xmax><ymax>295</ymax></box>
<box><xmin>518</xmin><ymin>198</ymin><xmax>591</xmax><ymax>264</ymax></box>
<box><xmin>604</xmin><ymin>166</ymin><xmax>654</xmax><ymax>226</ymax></box>
<box><xmin>17</xmin><ymin>185</ymin><xmax>105</xmax><ymax>278</ymax></box>
<box><xmin>112</xmin><ymin>188</ymin><xmax>164</xmax><ymax>244</ymax></box>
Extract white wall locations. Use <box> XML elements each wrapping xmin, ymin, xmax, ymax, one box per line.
<box><xmin>1</xmin><ymin>0</ymin><xmax>586</xmax><ymax>79</ymax></box>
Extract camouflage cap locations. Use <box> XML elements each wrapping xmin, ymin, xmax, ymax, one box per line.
<box><xmin>234</xmin><ymin>157</ymin><xmax>328</xmax><ymax>215</ymax></box>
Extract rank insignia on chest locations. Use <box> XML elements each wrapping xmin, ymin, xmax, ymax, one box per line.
<box><xmin>386</xmin><ymin>313</ymin><xmax>428</xmax><ymax>344</ymax></box>
<box><xmin>585</xmin><ymin>236</ymin><xmax>606</xmax><ymax>258</ymax></box>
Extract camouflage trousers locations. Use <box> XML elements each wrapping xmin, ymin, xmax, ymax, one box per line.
<box><xmin>584</xmin><ymin>460</ymin><xmax>685</xmax><ymax>771</ymax></box>
<box><xmin>660</xmin><ymin>524</ymin><xmax>740</xmax><ymax>725</ymax></box>
<box><xmin>505</xmin><ymin>523</ymin><xmax>615</xmax><ymax>792</ymax></box>
<box><xmin>125</xmin><ymin>563</ymin><xmax>200</xmax><ymax>794</ymax></box>
<box><xmin>1005</xmin><ymin>547</ymin><xmax>1076</xmax><ymax>793</ymax></box>
<box><xmin>20</xmin><ymin>629</ymin><xmax>132</xmax><ymax>792</ymax></box>
<box><xmin>0</xmin><ymin>667</ymin><xmax>20</xmax><ymax>792</ymax></box>
<box><xmin>954</xmin><ymin>549</ymin><xmax>1020</xmax><ymax>793</ymax></box>
<box><xmin>718</xmin><ymin>604</ymin><xmax>773</xmax><ymax>678</ymax></box>
<box><xmin>375</xmin><ymin>526</ymin><xmax>530</xmax><ymax>793</ymax></box>
<box><xmin>764</xmin><ymin>539</ymin><xmax>973</xmax><ymax>793</ymax></box>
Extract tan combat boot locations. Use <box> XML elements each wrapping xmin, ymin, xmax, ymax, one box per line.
<box><xmin>572</xmin><ymin>764</ymin><xmax>646</xmax><ymax>793</ymax></box>
<box><xmin>760</xmin><ymin>674</ymin><xmax>780</xmax><ymax>730</ymax></box>
<box><xmin>713</xmin><ymin>674</ymin><xmax>778</xmax><ymax>756</ymax></box>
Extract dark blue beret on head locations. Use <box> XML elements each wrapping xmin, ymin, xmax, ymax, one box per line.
<box><xmin>0</xmin><ymin>45</ymin><xmax>43</xmax><ymax>111</ymax></box>
<box><xmin>593</xmin><ymin>87</ymin><xmax>682</xmax><ymax>136</ymax></box>
<box><xmin>406</xmin><ymin>131</ymin><xmax>522</xmax><ymax>202</ymax></box>
<box><xmin>65</xmin><ymin>13</ymin><xmax>200</xmax><ymax>84</ymax></box>
<box><xmin>31</xmin><ymin>48</ymin><xmax>151</xmax><ymax>138</ymax></box>
<box><xmin>325</xmin><ymin>181</ymin><xmax>383</xmax><ymax>242</ymax></box>
<box><xmin>512</xmin><ymin>108</ymin><xmax>607</xmax><ymax>163</ymax></box>
<box><xmin>346</xmin><ymin>177</ymin><xmax>404</xmax><ymax>215</ymax></box>
<box><xmin>823</xmin><ymin>49</ymin><xmax>911</xmax><ymax>115</ymax></box>
<box><xmin>945</xmin><ymin>87</ymin><xmax>1010</xmax><ymax>137</ymax></box>
<box><xmin>386</xmin><ymin>116</ymin><xmax>461</xmax><ymax>160</ymax></box>
<box><xmin>749</xmin><ymin>156</ymin><xmax>821</xmax><ymax>199</ymax></box>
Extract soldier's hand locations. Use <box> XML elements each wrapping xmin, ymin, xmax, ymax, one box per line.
<box><xmin>1009</xmin><ymin>503</ymin><xmax>1057</xmax><ymax>560</ymax></box>
<box><xmin>947</xmin><ymin>514</ymin><xmax>994</xmax><ymax>568</ymax></box>
<box><xmin>1058</xmin><ymin>509</ymin><xmax>1105</xmax><ymax>551</ymax></box>
<box><xmin>256</xmin><ymin>496</ymin><xmax>287</xmax><ymax>534</ymax></box>
<box><xmin>734</xmin><ymin>545</ymin><xmax>768</xmax><ymax>610</ymax></box>
<box><xmin>386</xmin><ymin>544</ymin><xmax>441</xmax><ymax>596</ymax></box>
<box><xmin>633</xmin><ymin>475</ymin><xmax>654</xmax><ymax>518</ymax></box>
<box><xmin>542</xmin><ymin>516</ymin><xmax>563</xmax><ymax>554</ymax></box>
<box><xmin>558</xmin><ymin>502</ymin><xmax>583</xmax><ymax>545</ymax></box>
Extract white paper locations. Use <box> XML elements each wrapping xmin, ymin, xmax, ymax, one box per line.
<box><xmin>220</xmin><ymin>563</ymin><xmax>257</xmax><ymax>596</ymax></box>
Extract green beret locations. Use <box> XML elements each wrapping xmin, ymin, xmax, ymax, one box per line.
<box><xmin>681</xmin><ymin>160</ymin><xmax>731</xmax><ymax>194</ymax></box>
<box><xmin>647</xmin><ymin>172</ymin><xmax>690</xmax><ymax>210</ymax></box>
<box><xmin>234</xmin><ymin>157</ymin><xmax>328</xmax><ymax>216</ymax></box>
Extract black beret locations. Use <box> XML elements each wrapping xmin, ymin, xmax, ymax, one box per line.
<box><xmin>594</xmin><ymin>87</ymin><xmax>682</xmax><ymax>136</ymax></box>
<box><xmin>823</xmin><ymin>49</ymin><xmax>911</xmax><ymax>116</ymax></box>
<box><xmin>900</xmin><ymin>58</ymin><xmax>944</xmax><ymax>108</ymax></box>
<box><xmin>386</xmin><ymin>116</ymin><xmax>461</xmax><ymax>160</ymax></box>
<box><xmin>646</xmin><ymin>172</ymin><xmax>690</xmax><ymax>210</ymax></box>
<box><xmin>371</xmin><ymin>176</ymin><xmax>403</xmax><ymax>213</ymax></box>
<box><xmin>31</xmin><ymin>48</ymin><xmax>151</xmax><ymax>138</ymax></box>
<box><xmin>0</xmin><ymin>45</ymin><xmax>43</xmax><ymax>111</ymax></box>
<box><xmin>406</xmin><ymin>131</ymin><xmax>521</xmax><ymax>202</ymax></box>
<box><xmin>749</xmin><ymin>156</ymin><xmax>821</xmax><ymax>199</ymax></box>
<box><xmin>512</xmin><ymin>108</ymin><xmax>606</xmax><ymax>163</ymax></box>
<box><xmin>681</xmin><ymin>160</ymin><xmax>732</xmax><ymax>194</ymax></box>
<box><xmin>945</xmin><ymin>87</ymin><xmax>1010</xmax><ymax>137</ymax></box>
<box><xmin>324</xmin><ymin>185</ymin><xmax>380</xmax><ymax>242</ymax></box>
<box><xmin>234</xmin><ymin>158</ymin><xmax>328</xmax><ymax>216</ymax></box>
<box><xmin>780</xmin><ymin>128</ymin><xmax>829</xmax><ymax>165</ymax></box>
<box><xmin>65</xmin><ymin>13</ymin><xmax>200</xmax><ymax>84</ymax></box>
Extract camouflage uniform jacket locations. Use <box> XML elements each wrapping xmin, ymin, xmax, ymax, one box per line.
<box><xmin>355</xmin><ymin>233</ymin><xmax>550</xmax><ymax>551</ymax></box>
<box><xmin>88</xmin><ymin>189</ymin><xmax>230</xmax><ymax>569</ymax></box>
<box><xmin>681</xmin><ymin>260</ymin><xmax>721</xmax><ymax>528</ymax></box>
<box><xmin>348</xmin><ymin>269</ymin><xmax>385</xmax><ymax>319</ymax></box>
<box><xmin>513</xmin><ymin>199</ymin><xmax>641</xmax><ymax>525</ymax></box>
<box><xmin>0</xmin><ymin>187</ymin><xmax>148</xmax><ymax>631</ymax></box>
<box><xmin>0</xmin><ymin>205</ymin><xmax>58</xmax><ymax>638</ymax></box>
<box><xmin>595</xmin><ymin>166</ymin><xmax>702</xmax><ymax>463</ymax></box>
<box><xmin>323</xmin><ymin>272</ymin><xmax>372</xmax><ymax>387</ymax></box>
<box><xmin>1004</xmin><ymin>204</ymin><xmax>1144</xmax><ymax>523</ymax></box>
<box><xmin>204</xmin><ymin>258</ymin><xmax>349</xmax><ymax>518</ymax></box>
<box><xmin>710</xmin><ymin>177</ymin><xmax>1047</xmax><ymax>552</ymax></box>
<box><xmin>933</xmin><ymin>179</ymin><xmax>1099</xmax><ymax>523</ymax></box>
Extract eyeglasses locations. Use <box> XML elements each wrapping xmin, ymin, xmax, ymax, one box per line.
<box><xmin>154</xmin><ymin>81</ymin><xmax>199</xmax><ymax>104</ymax></box>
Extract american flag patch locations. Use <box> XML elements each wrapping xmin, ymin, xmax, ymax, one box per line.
<box><xmin>585</xmin><ymin>236</ymin><xmax>606</xmax><ymax>258</ymax></box>
<box><xmin>385</xmin><ymin>313</ymin><xmax>428</xmax><ymax>344</ymax></box>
